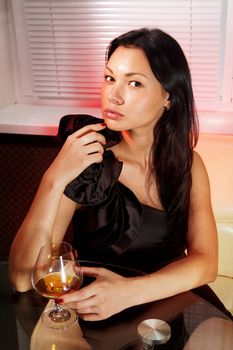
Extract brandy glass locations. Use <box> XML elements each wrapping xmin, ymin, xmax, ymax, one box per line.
<box><xmin>31</xmin><ymin>241</ymin><xmax>83</xmax><ymax>329</ymax></box>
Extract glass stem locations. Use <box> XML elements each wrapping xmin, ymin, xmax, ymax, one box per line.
<box><xmin>144</xmin><ymin>345</ymin><xmax>155</xmax><ymax>350</ymax></box>
<box><xmin>54</xmin><ymin>302</ymin><xmax>63</xmax><ymax>313</ymax></box>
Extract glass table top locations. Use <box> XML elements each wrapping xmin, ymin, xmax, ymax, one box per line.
<box><xmin>0</xmin><ymin>261</ymin><xmax>232</xmax><ymax>350</ymax></box>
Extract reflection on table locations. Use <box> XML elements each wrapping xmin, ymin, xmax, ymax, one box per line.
<box><xmin>0</xmin><ymin>261</ymin><xmax>232</xmax><ymax>350</ymax></box>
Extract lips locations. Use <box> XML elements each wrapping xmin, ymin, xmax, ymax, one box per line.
<box><xmin>104</xmin><ymin>109</ymin><xmax>124</xmax><ymax>120</ymax></box>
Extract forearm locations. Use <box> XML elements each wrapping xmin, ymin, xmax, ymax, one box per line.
<box><xmin>62</xmin><ymin>253</ymin><xmax>217</xmax><ymax>321</ymax></box>
<box><xmin>9</xmin><ymin>171</ymin><xmax>66</xmax><ymax>291</ymax></box>
<box><xmin>126</xmin><ymin>253</ymin><xmax>217</xmax><ymax>308</ymax></box>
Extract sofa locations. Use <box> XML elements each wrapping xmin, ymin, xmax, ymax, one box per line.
<box><xmin>196</xmin><ymin>134</ymin><xmax>233</xmax><ymax>315</ymax></box>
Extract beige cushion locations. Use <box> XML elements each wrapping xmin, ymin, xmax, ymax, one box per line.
<box><xmin>195</xmin><ymin>134</ymin><xmax>233</xmax><ymax>314</ymax></box>
<box><xmin>216</xmin><ymin>223</ymin><xmax>233</xmax><ymax>277</ymax></box>
<box><xmin>195</xmin><ymin>134</ymin><xmax>233</xmax><ymax>221</ymax></box>
<box><xmin>209</xmin><ymin>276</ymin><xmax>233</xmax><ymax>314</ymax></box>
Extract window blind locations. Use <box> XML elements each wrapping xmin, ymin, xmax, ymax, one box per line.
<box><xmin>12</xmin><ymin>0</ymin><xmax>227</xmax><ymax>106</ymax></box>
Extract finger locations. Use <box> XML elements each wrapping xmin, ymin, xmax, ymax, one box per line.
<box><xmin>79</xmin><ymin>312</ymin><xmax>100</xmax><ymax>321</ymax></box>
<box><xmin>71</xmin><ymin>122</ymin><xmax>106</xmax><ymax>138</ymax></box>
<box><xmin>62</xmin><ymin>283</ymin><xmax>97</xmax><ymax>303</ymax></box>
<box><xmin>74</xmin><ymin>299</ymin><xmax>100</xmax><ymax>315</ymax></box>
<box><xmin>86</xmin><ymin>152</ymin><xmax>104</xmax><ymax>165</ymax></box>
<box><xmin>65</xmin><ymin>301</ymin><xmax>99</xmax><ymax>315</ymax></box>
<box><xmin>80</xmin><ymin>131</ymin><xmax>106</xmax><ymax>147</ymax></box>
<box><xmin>81</xmin><ymin>266</ymin><xmax>117</xmax><ymax>278</ymax></box>
<box><xmin>85</xmin><ymin>142</ymin><xmax>105</xmax><ymax>156</ymax></box>
<box><xmin>81</xmin><ymin>266</ymin><xmax>106</xmax><ymax>277</ymax></box>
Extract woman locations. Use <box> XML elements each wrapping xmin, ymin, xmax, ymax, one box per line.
<box><xmin>9</xmin><ymin>28</ymin><xmax>225</xmax><ymax>321</ymax></box>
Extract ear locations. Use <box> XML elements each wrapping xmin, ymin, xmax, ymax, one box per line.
<box><xmin>164</xmin><ymin>92</ymin><xmax>171</xmax><ymax>110</ymax></box>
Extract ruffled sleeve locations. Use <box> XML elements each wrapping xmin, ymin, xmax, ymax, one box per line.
<box><xmin>57</xmin><ymin>114</ymin><xmax>142</xmax><ymax>255</ymax></box>
<box><xmin>64</xmin><ymin>150</ymin><xmax>123</xmax><ymax>206</ymax></box>
<box><xmin>57</xmin><ymin>114</ymin><xmax>123</xmax><ymax>206</ymax></box>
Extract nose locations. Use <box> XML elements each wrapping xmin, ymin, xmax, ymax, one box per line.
<box><xmin>107</xmin><ymin>89</ymin><xmax>124</xmax><ymax>105</ymax></box>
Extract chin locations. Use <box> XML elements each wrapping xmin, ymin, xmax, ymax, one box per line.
<box><xmin>105</xmin><ymin>120</ymin><xmax>123</xmax><ymax>131</ymax></box>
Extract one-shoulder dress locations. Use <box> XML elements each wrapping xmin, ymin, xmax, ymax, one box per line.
<box><xmin>59</xmin><ymin>114</ymin><xmax>232</xmax><ymax>319</ymax></box>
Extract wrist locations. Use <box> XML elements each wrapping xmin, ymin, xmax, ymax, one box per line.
<box><xmin>125</xmin><ymin>275</ymin><xmax>152</xmax><ymax>308</ymax></box>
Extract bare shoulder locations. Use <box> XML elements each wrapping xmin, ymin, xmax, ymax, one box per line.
<box><xmin>191</xmin><ymin>150</ymin><xmax>211</xmax><ymax>208</ymax></box>
<box><xmin>192</xmin><ymin>150</ymin><xmax>209</xmax><ymax>183</ymax></box>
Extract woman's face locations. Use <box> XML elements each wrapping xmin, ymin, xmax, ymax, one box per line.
<box><xmin>101</xmin><ymin>46</ymin><xmax>169</xmax><ymax>132</ymax></box>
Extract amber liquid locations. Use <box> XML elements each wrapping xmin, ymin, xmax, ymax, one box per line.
<box><xmin>35</xmin><ymin>272</ymin><xmax>81</xmax><ymax>299</ymax></box>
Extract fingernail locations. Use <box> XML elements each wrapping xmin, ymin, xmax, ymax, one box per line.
<box><xmin>101</xmin><ymin>122</ymin><xmax>107</xmax><ymax>126</ymax></box>
<box><xmin>56</xmin><ymin>298</ymin><xmax>64</xmax><ymax>304</ymax></box>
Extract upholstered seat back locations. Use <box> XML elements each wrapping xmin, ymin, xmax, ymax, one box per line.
<box><xmin>196</xmin><ymin>134</ymin><xmax>233</xmax><ymax>314</ymax></box>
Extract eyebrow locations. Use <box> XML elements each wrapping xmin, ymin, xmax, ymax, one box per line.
<box><xmin>105</xmin><ymin>66</ymin><xmax>148</xmax><ymax>79</ymax></box>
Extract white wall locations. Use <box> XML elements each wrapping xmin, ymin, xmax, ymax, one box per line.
<box><xmin>0</xmin><ymin>0</ymin><xmax>15</xmax><ymax>109</ymax></box>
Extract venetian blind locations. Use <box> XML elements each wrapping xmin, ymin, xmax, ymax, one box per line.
<box><xmin>12</xmin><ymin>0</ymin><xmax>227</xmax><ymax>105</ymax></box>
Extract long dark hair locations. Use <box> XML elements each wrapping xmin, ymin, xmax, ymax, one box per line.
<box><xmin>106</xmin><ymin>28</ymin><xmax>199</xmax><ymax>238</ymax></box>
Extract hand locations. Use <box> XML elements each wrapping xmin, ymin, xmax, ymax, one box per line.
<box><xmin>60</xmin><ymin>267</ymin><xmax>135</xmax><ymax>321</ymax></box>
<box><xmin>45</xmin><ymin>123</ymin><xmax>106</xmax><ymax>187</ymax></box>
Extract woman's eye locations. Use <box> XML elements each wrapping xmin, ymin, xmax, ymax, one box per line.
<box><xmin>129</xmin><ymin>81</ymin><xmax>142</xmax><ymax>87</ymax></box>
<box><xmin>104</xmin><ymin>75</ymin><xmax>114</xmax><ymax>83</ymax></box>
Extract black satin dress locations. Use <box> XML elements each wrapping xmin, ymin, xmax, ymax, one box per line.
<box><xmin>60</xmin><ymin>114</ymin><xmax>186</xmax><ymax>272</ymax></box>
<box><xmin>59</xmin><ymin>114</ymin><xmax>232</xmax><ymax>319</ymax></box>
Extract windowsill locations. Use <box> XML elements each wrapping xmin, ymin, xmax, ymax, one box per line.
<box><xmin>0</xmin><ymin>104</ymin><xmax>102</xmax><ymax>136</ymax></box>
<box><xmin>0</xmin><ymin>103</ymin><xmax>232</xmax><ymax>136</ymax></box>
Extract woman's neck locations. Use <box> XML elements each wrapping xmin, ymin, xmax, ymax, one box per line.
<box><xmin>120</xmin><ymin>129</ymin><xmax>153</xmax><ymax>168</ymax></box>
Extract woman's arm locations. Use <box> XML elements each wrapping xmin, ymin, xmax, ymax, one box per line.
<box><xmin>9</xmin><ymin>183</ymin><xmax>77</xmax><ymax>292</ymax></box>
<box><xmin>61</xmin><ymin>151</ymin><xmax>218</xmax><ymax>320</ymax></box>
<box><xmin>133</xmin><ymin>151</ymin><xmax>218</xmax><ymax>301</ymax></box>
<box><xmin>9</xmin><ymin>123</ymin><xmax>106</xmax><ymax>292</ymax></box>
